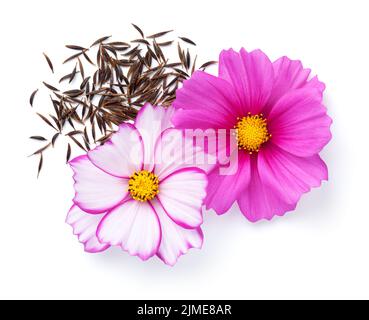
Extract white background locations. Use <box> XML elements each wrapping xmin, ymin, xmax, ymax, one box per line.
<box><xmin>0</xmin><ymin>0</ymin><xmax>368</xmax><ymax>300</ymax></box>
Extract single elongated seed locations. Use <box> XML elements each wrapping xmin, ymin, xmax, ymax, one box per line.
<box><xmin>36</xmin><ymin>113</ymin><xmax>58</xmax><ymax>130</ymax></box>
<box><xmin>78</xmin><ymin>58</ymin><xmax>85</xmax><ymax>79</ymax></box>
<box><xmin>51</xmin><ymin>133</ymin><xmax>60</xmax><ymax>147</ymax></box>
<box><xmin>37</xmin><ymin>153</ymin><xmax>43</xmax><ymax>178</ymax></box>
<box><xmin>43</xmin><ymin>81</ymin><xmax>59</xmax><ymax>92</ymax></box>
<box><xmin>31</xmin><ymin>143</ymin><xmax>51</xmax><ymax>156</ymax></box>
<box><xmin>186</xmin><ymin>49</ymin><xmax>191</xmax><ymax>70</ymax></box>
<box><xmin>192</xmin><ymin>55</ymin><xmax>198</xmax><ymax>74</ymax></box>
<box><xmin>80</xmin><ymin>77</ymin><xmax>90</xmax><ymax>89</ymax></box>
<box><xmin>90</xmin><ymin>35</ymin><xmax>111</xmax><ymax>48</ymax></box>
<box><xmin>63</xmin><ymin>52</ymin><xmax>83</xmax><ymax>64</ymax></box>
<box><xmin>69</xmin><ymin>64</ymin><xmax>77</xmax><ymax>83</ymax></box>
<box><xmin>30</xmin><ymin>89</ymin><xmax>38</xmax><ymax>106</ymax></box>
<box><xmin>200</xmin><ymin>60</ymin><xmax>218</xmax><ymax>69</ymax></box>
<box><xmin>82</xmin><ymin>51</ymin><xmax>95</xmax><ymax>65</ymax></box>
<box><xmin>179</xmin><ymin>37</ymin><xmax>196</xmax><ymax>46</ymax></box>
<box><xmin>43</xmin><ymin>52</ymin><xmax>54</xmax><ymax>73</ymax></box>
<box><xmin>63</xmin><ymin>89</ymin><xmax>84</xmax><ymax>97</ymax></box>
<box><xmin>30</xmin><ymin>136</ymin><xmax>47</xmax><ymax>141</ymax></box>
<box><xmin>158</xmin><ymin>41</ymin><xmax>173</xmax><ymax>46</ymax></box>
<box><xmin>147</xmin><ymin>30</ymin><xmax>173</xmax><ymax>39</ymax></box>
<box><xmin>66</xmin><ymin>144</ymin><xmax>71</xmax><ymax>163</ymax></box>
<box><xmin>66</xmin><ymin>45</ymin><xmax>86</xmax><ymax>51</ymax></box>
<box><xmin>69</xmin><ymin>135</ymin><xmax>87</xmax><ymax>152</ymax></box>
<box><xmin>108</xmin><ymin>41</ymin><xmax>130</xmax><ymax>46</ymax></box>
<box><xmin>131</xmin><ymin>23</ymin><xmax>144</xmax><ymax>38</ymax></box>
<box><xmin>131</xmin><ymin>39</ymin><xmax>150</xmax><ymax>45</ymax></box>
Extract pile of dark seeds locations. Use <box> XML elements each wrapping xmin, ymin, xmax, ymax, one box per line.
<box><xmin>29</xmin><ymin>24</ymin><xmax>217</xmax><ymax>177</ymax></box>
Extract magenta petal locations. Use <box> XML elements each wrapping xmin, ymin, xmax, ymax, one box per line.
<box><xmin>219</xmin><ymin>48</ymin><xmax>274</xmax><ymax>114</ymax></box>
<box><xmin>237</xmin><ymin>160</ymin><xmax>296</xmax><ymax>222</ymax></box>
<box><xmin>172</xmin><ymin>71</ymin><xmax>241</xmax><ymax>129</ymax></box>
<box><xmin>205</xmin><ymin>152</ymin><xmax>251</xmax><ymax>215</ymax></box>
<box><xmin>173</xmin><ymin>108</ymin><xmax>227</xmax><ymax>130</ymax></box>
<box><xmin>70</xmin><ymin>155</ymin><xmax>129</xmax><ymax>214</ymax></box>
<box><xmin>88</xmin><ymin>123</ymin><xmax>143</xmax><ymax>178</ymax></box>
<box><xmin>97</xmin><ymin>200</ymin><xmax>161</xmax><ymax>261</ymax></box>
<box><xmin>266</xmin><ymin>56</ymin><xmax>326</xmax><ymax>114</ymax></box>
<box><xmin>158</xmin><ymin>168</ymin><xmax>207</xmax><ymax>229</ymax></box>
<box><xmin>304</xmin><ymin>75</ymin><xmax>326</xmax><ymax>95</ymax></box>
<box><xmin>134</xmin><ymin>103</ymin><xmax>174</xmax><ymax>171</ymax></box>
<box><xmin>268</xmin><ymin>88</ymin><xmax>332</xmax><ymax>157</ymax></box>
<box><xmin>268</xmin><ymin>56</ymin><xmax>311</xmax><ymax>106</ymax></box>
<box><xmin>66</xmin><ymin>205</ymin><xmax>109</xmax><ymax>253</ymax></box>
<box><xmin>152</xmin><ymin>200</ymin><xmax>203</xmax><ymax>266</ymax></box>
<box><xmin>258</xmin><ymin>144</ymin><xmax>328</xmax><ymax>205</ymax></box>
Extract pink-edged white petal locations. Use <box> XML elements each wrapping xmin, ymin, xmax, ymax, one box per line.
<box><xmin>152</xmin><ymin>200</ymin><xmax>203</xmax><ymax>266</ymax></box>
<box><xmin>134</xmin><ymin>103</ymin><xmax>174</xmax><ymax>171</ymax></box>
<box><xmin>258</xmin><ymin>144</ymin><xmax>328</xmax><ymax>205</ymax></box>
<box><xmin>88</xmin><ymin>123</ymin><xmax>143</xmax><ymax>178</ymax></box>
<box><xmin>219</xmin><ymin>48</ymin><xmax>274</xmax><ymax>115</ymax></box>
<box><xmin>154</xmin><ymin>128</ymin><xmax>216</xmax><ymax>180</ymax></box>
<box><xmin>268</xmin><ymin>88</ymin><xmax>332</xmax><ymax>157</ymax></box>
<box><xmin>97</xmin><ymin>200</ymin><xmax>161</xmax><ymax>261</ymax></box>
<box><xmin>158</xmin><ymin>168</ymin><xmax>207</xmax><ymax>229</ymax></box>
<box><xmin>66</xmin><ymin>205</ymin><xmax>109</xmax><ymax>253</ymax></box>
<box><xmin>70</xmin><ymin>155</ymin><xmax>129</xmax><ymax>214</ymax></box>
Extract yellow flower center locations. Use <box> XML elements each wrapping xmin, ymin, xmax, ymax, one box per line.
<box><xmin>128</xmin><ymin>170</ymin><xmax>159</xmax><ymax>202</ymax></box>
<box><xmin>235</xmin><ymin>113</ymin><xmax>271</xmax><ymax>154</ymax></box>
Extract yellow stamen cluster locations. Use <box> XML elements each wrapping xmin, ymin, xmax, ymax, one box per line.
<box><xmin>235</xmin><ymin>113</ymin><xmax>271</xmax><ymax>154</ymax></box>
<box><xmin>128</xmin><ymin>170</ymin><xmax>159</xmax><ymax>202</ymax></box>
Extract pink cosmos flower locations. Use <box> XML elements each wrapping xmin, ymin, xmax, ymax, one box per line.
<box><xmin>66</xmin><ymin>103</ymin><xmax>211</xmax><ymax>266</ymax></box>
<box><xmin>173</xmin><ymin>48</ymin><xmax>332</xmax><ymax>222</ymax></box>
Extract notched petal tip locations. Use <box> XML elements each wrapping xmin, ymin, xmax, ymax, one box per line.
<box><xmin>153</xmin><ymin>201</ymin><xmax>204</xmax><ymax>266</ymax></box>
<box><xmin>66</xmin><ymin>205</ymin><xmax>110</xmax><ymax>253</ymax></box>
<box><xmin>96</xmin><ymin>200</ymin><xmax>161</xmax><ymax>261</ymax></box>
